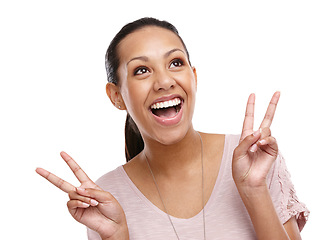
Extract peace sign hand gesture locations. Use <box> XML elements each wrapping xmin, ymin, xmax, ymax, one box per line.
<box><xmin>36</xmin><ymin>152</ymin><xmax>129</xmax><ymax>240</ymax></box>
<box><xmin>232</xmin><ymin>92</ymin><xmax>280</xmax><ymax>190</ymax></box>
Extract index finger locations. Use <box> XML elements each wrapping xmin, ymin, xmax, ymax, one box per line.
<box><xmin>60</xmin><ymin>151</ymin><xmax>92</xmax><ymax>184</ymax></box>
<box><xmin>241</xmin><ymin>93</ymin><xmax>255</xmax><ymax>141</ymax></box>
<box><xmin>36</xmin><ymin>167</ymin><xmax>75</xmax><ymax>193</ymax></box>
<box><xmin>260</xmin><ymin>91</ymin><xmax>280</xmax><ymax>129</ymax></box>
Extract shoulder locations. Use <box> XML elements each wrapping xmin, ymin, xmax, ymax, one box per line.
<box><xmin>94</xmin><ymin>165</ymin><xmax>141</xmax><ymax>205</ymax></box>
<box><xmin>95</xmin><ymin>166</ymin><xmax>125</xmax><ymax>192</ymax></box>
<box><xmin>225</xmin><ymin>134</ymin><xmax>241</xmax><ymax>147</ymax></box>
<box><xmin>200</xmin><ymin>132</ymin><xmax>240</xmax><ymax>151</ymax></box>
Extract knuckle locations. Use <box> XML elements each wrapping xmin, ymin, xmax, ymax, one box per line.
<box><xmin>264</xmin><ymin>113</ymin><xmax>274</xmax><ymax>120</ymax></box>
<box><xmin>245</xmin><ymin>112</ymin><xmax>254</xmax><ymax>117</ymax></box>
<box><xmin>67</xmin><ymin>200</ymin><xmax>72</xmax><ymax>208</ymax></box>
<box><xmin>95</xmin><ymin>190</ymin><xmax>113</xmax><ymax>202</ymax></box>
<box><xmin>68</xmin><ymin>190</ymin><xmax>76</xmax><ymax>198</ymax></box>
<box><xmin>73</xmin><ymin>165</ymin><xmax>82</xmax><ymax>173</ymax></box>
<box><xmin>56</xmin><ymin>178</ymin><xmax>65</xmax><ymax>188</ymax></box>
<box><xmin>267</xmin><ymin>128</ymin><xmax>272</xmax><ymax>136</ymax></box>
<box><xmin>103</xmin><ymin>191</ymin><xmax>113</xmax><ymax>200</ymax></box>
<box><xmin>270</xmin><ymin>136</ymin><xmax>277</xmax><ymax>144</ymax></box>
<box><xmin>233</xmin><ymin>146</ymin><xmax>241</xmax><ymax>157</ymax></box>
<box><xmin>261</xmin><ymin>127</ymin><xmax>271</xmax><ymax>137</ymax></box>
<box><xmin>244</xmin><ymin>133</ymin><xmax>253</xmax><ymax>142</ymax></box>
<box><xmin>45</xmin><ymin>171</ymin><xmax>51</xmax><ymax>180</ymax></box>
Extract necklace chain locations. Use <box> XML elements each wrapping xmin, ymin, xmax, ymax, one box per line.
<box><xmin>144</xmin><ymin>132</ymin><xmax>206</xmax><ymax>240</ymax></box>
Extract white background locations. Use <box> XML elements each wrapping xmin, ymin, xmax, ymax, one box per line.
<box><xmin>0</xmin><ymin>0</ymin><xmax>315</xmax><ymax>239</ymax></box>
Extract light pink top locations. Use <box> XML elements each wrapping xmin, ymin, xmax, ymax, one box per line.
<box><xmin>87</xmin><ymin>134</ymin><xmax>309</xmax><ymax>240</ymax></box>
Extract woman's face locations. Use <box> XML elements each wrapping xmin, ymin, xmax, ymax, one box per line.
<box><xmin>117</xmin><ymin>26</ymin><xmax>197</xmax><ymax>145</ymax></box>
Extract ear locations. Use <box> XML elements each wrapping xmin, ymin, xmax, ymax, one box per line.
<box><xmin>192</xmin><ymin>66</ymin><xmax>197</xmax><ymax>88</ymax></box>
<box><xmin>106</xmin><ymin>83</ymin><xmax>126</xmax><ymax>110</ymax></box>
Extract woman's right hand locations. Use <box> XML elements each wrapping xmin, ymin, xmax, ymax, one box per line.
<box><xmin>36</xmin><ymin>151</ymin><xmax>129</xmax><ymax>240</ymax></box>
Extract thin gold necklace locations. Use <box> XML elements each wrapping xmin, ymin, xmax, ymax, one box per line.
<box><xmin>144</xmin><ymin>132</ymin><xmax>206</xmax><ymax>240</ymax></box>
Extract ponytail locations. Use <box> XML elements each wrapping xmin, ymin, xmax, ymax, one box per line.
<box><xmin>124</xmin><ymin>114</ymin><xmax>144</xmax><ymax>162</ymax></box>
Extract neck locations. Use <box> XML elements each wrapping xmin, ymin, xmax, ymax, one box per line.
<box><xmin>142</xmin><ymin>127</ymin><xmax>202</xmax><ymax>177</ymax></box>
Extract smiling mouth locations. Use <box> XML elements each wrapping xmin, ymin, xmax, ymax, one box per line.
<box><xmin>150</xmin><ymin>97</ymin><xmax>183</xmax><ymax>118</ymax></box>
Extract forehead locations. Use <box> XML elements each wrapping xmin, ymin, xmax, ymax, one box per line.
<box><xmin>117</xmin><ymin>26</ymin><xmax>186</xmax><ymax>61</ymax></box>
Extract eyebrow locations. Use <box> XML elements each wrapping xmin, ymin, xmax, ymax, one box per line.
<box><xmin>127</xmin><ymin>56</ymin><xmax>149</xmax><ymax>65</ymax></box>
<box><xmin>164</xmin><ymin>48</ymin><xmax>185</xmax><ymax>58</ymax></box>
<box><xmin>126</xmin><ymin>48</ymin><xmax>185</xmax><ymax>66</ymax></box>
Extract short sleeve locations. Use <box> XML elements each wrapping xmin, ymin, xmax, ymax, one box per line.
<box><xmin>268</xmin><ymin>152</ymin><xmax>310</xmax><ymax>231</ymax></box>
<box><xmin>87</xmin><ymin>228</ymin><xmax>101</xmax><ymax>240</ymax></box>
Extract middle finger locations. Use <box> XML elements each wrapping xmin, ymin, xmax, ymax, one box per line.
<box><xmin>60</xmin><ymin>151</ymin><xmax>92</xmax><ymax>184</ymax></box>
<box><xmin>260</xmin><ymin>91</ymin><xmax>280</xmax><ymax>129</ymax></box>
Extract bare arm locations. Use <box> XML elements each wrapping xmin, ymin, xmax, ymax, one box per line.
<box><xmin>232</xmin><ymin>92</ymin><xmax>301</xmax><ymax>239</ymax></box>
<box><xmin>237</xmin><ymin>183</ymin><xmax>301</xmax><ymax>239</ymax></box>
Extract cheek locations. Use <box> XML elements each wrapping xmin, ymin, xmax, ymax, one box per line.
<box><xmin>177</xmin><ymin>71</ymin><xmax>197</xmax><ymax>97</ymax></box>
<box><xmin>121</xmin><ymin>80</ymin><xmax>150</xmax><ymax>115</ymax></box>
<box><xmin>179</xmin><ymin>72</ymin><xmax>197</xmax><ymax>114</ymax></box>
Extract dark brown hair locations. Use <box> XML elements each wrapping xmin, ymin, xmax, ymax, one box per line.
<box><xmin>105</xmin><ymin>17</ymin><xmax>190</xmax><ymax>162</ymax></box>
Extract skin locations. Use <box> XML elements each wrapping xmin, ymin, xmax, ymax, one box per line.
<box><xmin>113</xmin><ymin>26</ymin><xmax>198</xmax><ymax>146</ymax></box>
<box><xmin>36</xmin><ymin>26</ymin><xmax>302</xmax><ymax>239</ymax></box>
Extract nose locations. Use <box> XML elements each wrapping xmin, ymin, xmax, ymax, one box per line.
<box><xmin>153</xmin><ymin>69</ymin><xmax>176</xmax><ymax>92</ymax></box>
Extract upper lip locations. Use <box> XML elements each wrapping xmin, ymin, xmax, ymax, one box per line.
<box><xmin>149</xmin><ymin>94</ymin><xmax>183</xmax><ymax>109</ymax></box>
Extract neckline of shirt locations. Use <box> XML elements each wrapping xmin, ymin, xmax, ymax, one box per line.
<box><xmin>118</xmin><ymin>134</ymin><xmax>231</xmax><ymax>223</ymax></box>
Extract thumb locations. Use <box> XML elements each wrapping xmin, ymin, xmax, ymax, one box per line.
<box><xmin>77</xmin><ymin>188</ymin><xmax>125</xmax><ymax>223</ymax></box>
<box><xmin>235</xmin><ymin>129</ymin><xmax>262</xmax><ymax>158</ymax></box>
<box><xmin>76</xmin><ymin>187</ymin><xmax>114</xmax><ymax>203</ymax></box>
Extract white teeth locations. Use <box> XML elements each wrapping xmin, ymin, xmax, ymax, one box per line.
<box><xmin>151</xmin><ymin>98</ymin><xmax>181</xmax><ymax>110</ymax></box>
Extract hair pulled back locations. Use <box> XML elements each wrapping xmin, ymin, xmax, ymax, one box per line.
<box><xmin>105</xmin><ymin>17</ymin><xmax>190</xmax><ymax>162</ymax></box>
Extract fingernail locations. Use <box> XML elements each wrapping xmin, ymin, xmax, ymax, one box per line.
<box><xmin>82</xmin><ymin>202</ymin><xmax>90</xmax><ymax>208</ymax></box>
<box><xmin>259</xmin><ymin>139</ymin><xmax>266</xmax><ymax>145</ymax></box>
<box><xmin>252</xmin><ymin>130</ymin><xmax>260</xmax><ymax>137</ymax></box>
<box><xmin>249</xmin><ymin>144</ymin><xmax>258</xmax><ymax>152</ymax></box>
<box><xmin>90</xmin><ymin>199</ymin><xmax>99</xmax><ymax>206</ymax></box>
<box><xmin>76</xmin><ymin>187</ymin><xmax>86</xmax><ymax>194</ymax></box>
<box><xmin>253</xmin><ymin>129</ymin><xmax>261</xmax><ymax>137</ymax></box>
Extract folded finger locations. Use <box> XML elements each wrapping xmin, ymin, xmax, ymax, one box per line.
<box><xmin>76</xmin><ymin>187</ymin><xmax>115</xmax><ymax>204</ymax></box>
<box><xmin>69</xmin><ymin>189</ymin><xmax>99</xmax><ymax>206</ymax></box>
<box><xmin>67</xmin><ymin>199</ymin><xmax>90</xmax><ymax>210</ymax></box>
<box><xmin>77</xmin><ymin>188</ymin><xmax>123</xmax><ymax>221</ymax></box>
<box><xmin>258</xmin><ymin>136</ymin><xmax>278</xmax><ymax>155</ymax></box>
<box><xmin>36</xmin><ymin>167</ymin><xmax>75</xmax><ymax>193</ymax></box>
<box><xmin>248</xmin><ymin>127</ymin><xmax>271</xmax><ymax>153</ymax></box>
<box><xmin>258</xmin><ymin>135</ymin><xmax>277</xmax><ymax>147</ymax></box>
<box><xmin>234</xmin><ymin>129</ymin><xmax>262</xmax><ymax>157</ymax></box>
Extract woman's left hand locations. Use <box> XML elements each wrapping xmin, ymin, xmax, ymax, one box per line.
<box><xmin>232</xmin><ymin>92</ymin><xmax>280</xmax><ymax>190</ymax></box>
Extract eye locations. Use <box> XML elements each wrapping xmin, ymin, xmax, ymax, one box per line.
<box><xmin>134</xmin><ymin>67</ymin><xmax>149</xmax><ymax>75</ymax></box>
<box><xmin>169</xmin><ymin>58</ymin><xmax>184</xmax><ymax>69</ymax></box>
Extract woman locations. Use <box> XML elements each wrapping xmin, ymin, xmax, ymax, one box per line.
<box><xmin>36</xmin><ymin>17</ymin><xmax>309</xmax><ymax>239</ymax></box>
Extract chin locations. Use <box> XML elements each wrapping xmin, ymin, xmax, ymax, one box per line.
<box><xmin>151</xmin><ymin>125</ymin><xmax>191</xmax><ymax>146</ymax></box>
